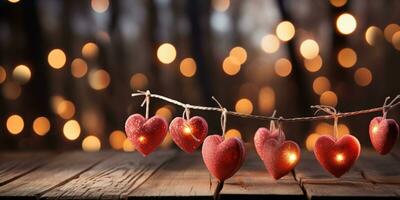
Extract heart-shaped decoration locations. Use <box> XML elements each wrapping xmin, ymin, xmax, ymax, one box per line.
<box><xmin>369</xmin><ymin>117</ymin><xmax>399</xmax><ymax>155</ymax></box>
<box><xmin>125</xmin><ymin>114</ymin><xmax>168</xmax><ymax>156</ymax></box>
<box><xmin>262</xmin><ymin>139</ymin><xmax>300</xmax><ymax>179</ymax></box>
<box><xmin>202</xmin><ymin>135</ymin><xmax>246</xmax><ymax>181</ymax></box>
<box><xmin>254</xmin><ymin>127</ymin><xmax>285</xmax><ymax>159</ymax></box>
<box><xmin>169</xmin><ymin>116</ymin><xmax>208</xmax><ymax>153</ymax></box>
<box><xmin>314</xmin><ymin>135</ymin><xmax>361</xmax><ymax>178</ymax></box>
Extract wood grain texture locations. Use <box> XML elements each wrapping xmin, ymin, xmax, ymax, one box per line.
<box><xmin>295</xmin><ymin>151</ymin><xmax>396</xmax><ymax>199</ymax></box>
<box><xmin>0</xmin><ymin>151</ymin><xmax>112</xmax><ymax>199</ymax></box>
<box><xmin>42</xmin><ymin>150</ymin><xmax>176</xmax><ymax>200</ymax></box>
<box><xmin>0</xmin><ymin>152</ymin><xmax>53</xmax><ymax>186</ymax></box>
<box><xmin>357</xmin><ymin>150</ymin><xmax>400</xmax><ymax>183</ymax></box>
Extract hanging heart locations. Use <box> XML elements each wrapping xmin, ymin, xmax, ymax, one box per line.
<box><xmin>202</xmin><ymin>135</ymin><xmax>246</xmax><ymax>181</ymax></box>
<box><xmin>369</xmin><ymin>117</ymin><xmax>399</xmax><ymax>155</ymax></box>
<box><xmin>169</xmin><ymin>116</ymin><xmax>208</xmax><ymax>153</ymax></box>
<box><xmin>125</xmin><ymin>114</ymin><xmax>168</xmax><ymax>156</ymax></box>
<box><xmin>314</xmin><ymin>135</ymin><xmax>361</xmax><ymax>178</ymax></box>
<box><xmin>262</xmin><ymin>138</ymin><xmax>300</xmax><ymax>179</ymax></box>
<box><xmin>254</xmin><ymin>127</ymin><xmax>285</xmax><ymax>160</ymax></box>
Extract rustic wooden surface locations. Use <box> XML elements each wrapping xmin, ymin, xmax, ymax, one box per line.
<box><xmin>0</xmin><ymin>149</ymin><xmax>398</xmax><ymax>199</ymax></box>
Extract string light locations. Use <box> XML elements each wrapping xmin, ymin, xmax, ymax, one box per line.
<box><xmin>179</xmin><ymin>58</ymin><xmax>197</xmax><ymax>77</ymax></box>
<box><xmin>224</xmin><ymin>129</ymin><xmax>242</xmax><ymax>139</ymax></box>
<box><xmin>6</xmin><ymin>115</ymin><xmax>24</xmax><ymax>135</ymax></box>
<box><xmin>354</xmin><ymin>67</ymin><xmax>372</xmax><ymax>87</ymax></box>
<box><xmin>338</xmin><ymin>48</ymin><xmax>357</xmax><ymax>68</ymax></box>
<box><xmin>336</xmin><ymin>13</ymin><xmax>357</xmax><ymax>35</ymax></box>
<box><xmin>274</xmin><ymin>58</ymin><xmax>292</xmax><ymax>77</ymax></box>
<box><xmin>0</xmin><ymin>66</ymin><xmax>6</xmax><ymax>84</ymax></box>
<box><xmin>33</xmin><ymin>117</ymin><xmax>50</xmax><ymax>136</ymax></box>
<box><xmin>48</xmin><ymin>49</ymin><xmax>66</xmax><ymax>69</ymax></box>
<box><xmin>157</xmin><ymin>43</ymin><xmax>177</xmax><ymax>64</ymax></box>
<box><xmin>12</xmin><ymin>65</ymin><xmax>31</xmax><ymax>84</ymax></box>
<box><xmin>82</xmin><ymin>42</ymin><xmax>99</xmax><ymax>59</ymax></box>
<box><xmin>63</xmin><ymin>120</ymin><xmax>81</xmax><ymax>141</ymax></box>
<box><xmin>371</xmin><ymin>124</ymin><xmax>379</xmax><ymax>134</ymax></box>
<box><xmin>56</xmin><ymin>100</ymin><xmax>75</xmax><ymax>119</ymax></box>
<box><xmin>320</xmin><ymin>91</ymin><xmax>338</xmax><ymax>107</ymax></box>
<box><xmin>82</xmin><ymin>135</ymin><xmax>101</xmax><ymax>152</ymax></box>
<box><xmin>91</xmin><ymin>0</ymin><xmax>109</xmax><ymax>13</ymax></box>
<box><xmin>222</xmin><ymin>56</ymin><xmax>241</xmax><ymax>76</ymax></box>
<box><xmin>300</xmin><ymin>39</ymin><xmax>319</xmax><ymax>59</ymax></box>
<box><xmin>138</xmin><ymin>136</ymin><xmax>147</xmax><ymax>144</ymax></box>
<box><xmin>261</xmin><ymin>34</ymin><xmax>280</xmax><ymax>54</ymax></box>
<box><xmin>71</xmin><ymin>58</ymin><xmax>88</xmax><ymax>78</ymax></box>
<box><xmin>286</xmin><ymin>152</ymin><xmax>298</xmax><ymax>164</ymax></box>
<box><xmin>109</xmin><ymin>130</ymin><xmax>126</xmax><ymax>150</ymax></box>
<box><xmin>335</xmin><ymin>153</ymin><xmax>345</xmax><ymax>163</ymax></box>
<box><xmin>304</xmin><ymin>55</ymin><xmax>323</xmax><ymax>72</ymax></box>
<box><xmin>183</xmin><ymin>125</ymin><xmax>192</xmax><ymax>135</ymax></box>
<box><xmin>235</xmin><ymin>98</ymin><xmax>253</xmax><ymax>114</ymax></box>
<box><xmin>88</xmin><ymin>69</ymin><xmax>111</xmax><ymax>90</ymax></box>
<box><xmin>229</xmin><ymin>46</ymin><xmax>247</xmax><ymax>64</ymax></box>
<box><xmin>276</xmin><ymin>21</ymin><xmax>295</xmax><ymax>42</ymax></box>
<box><xmin>313</xmin><ymin>76</ymin><xmax>331</xmax><ymax>95</ymax></box>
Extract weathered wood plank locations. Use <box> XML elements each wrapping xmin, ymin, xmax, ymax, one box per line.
<box><xmin>0</xmin><ymin>152</ymin><xmax>53</xmax><ymax>186</ymax></box>
<box><xmin>0</xmin><ymin>151</ymin><xmax>113</xmax><ymax>199</ymax></box>
<box><xmin>295</xmin><ymin>151</ymin><xmax>396</xmax><ymax>199</ymax></box>
<box><xmin>41</xmin><ymin>150</ymin><xmax>176</xmax><ymax>200</ymax></box>
<box><xmin>358</xmin><ymin>150</ymin><xmax>400</xmax><ymax>183</ymax></box>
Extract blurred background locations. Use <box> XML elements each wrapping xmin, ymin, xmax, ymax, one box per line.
<box><xmin>0</xmin><ymin>0</ymin><xmax>400</xmax><ymax>152</ymax></box>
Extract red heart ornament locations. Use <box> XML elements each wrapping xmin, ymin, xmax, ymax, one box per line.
<box><xmin>169</xmin><ymin>116</ymin><xmax>208</xmax><ymax>153</ymax></box>
<box><xmin>254</xmin><ymin>127</ymin><xmax>285</xmax><ymax>159</ymax></box>
<box><xmin>262</xmin><ymin>139</ymin><xmax>300</xmax><ymax>179</ymax></box>
<box><xmin>125</xmin><ymin>114</ymin><xmax>168</xmax><ymax>156</ymax></box>
<box><xmin>369</xmin><ymin>117</ymin><xmax>399</xmax><ymax>155</ymax></box>
<box><xmin>202</xmin><ymin>135</ymin><xmax>246</xmax><ymax>181</ymax></box>
<box><xmin>314</xmin><ymin>135</ymin><xmax>361</xmax><ymax>178</ymax></box>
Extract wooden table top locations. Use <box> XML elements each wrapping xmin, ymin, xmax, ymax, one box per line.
<box><xmin>0</xmin><ymin>149</ymin><xmax>399</xmax><ymax>199</ymax></box>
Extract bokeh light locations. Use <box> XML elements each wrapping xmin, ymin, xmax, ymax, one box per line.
<box><xmin>157</xmin><ymin>43</ymin><xmax>177</xmax><ymax>64</ymax></box>
<box><xmin>229</xmin><ymin>46</ymin><xmax>247</xmax><ymax>64</ymax></box>
<box><xmin>261</xmin><ymin>34</ymin><xmax>280</xmax><ymax>53</ymax></box>
<box><xmin>82</xmin><ymin>135</ymin><xmax>101</xmax><ymax>152</ymax></box>
<box><xmin>63</xmin><ymin>120</ymin><xmax>81</xmax><ymax>140</ymax></box>
<box><xmin>56</xmin><ymin>100</ymin><xmax>75</xmax><ymax>119</ymax></box>
<box><xmin>8</xmin><ymin>0</ymin><xmax>20</xmax><ymax>3</ymax></box>
<box><xmin>384</xmin><ymin>23</ymin><xmax>400</xmax><ymax>42</ymax></box>
<box><xmin>48</xmin><ymin>49</ymin><xmax>66</xmax><ymax>69</ymax></box>
<box><xmin>12</xmin><ymin>65</ymin><xmax>31</xmax><ymax>84</ymax></box>
<box><xmin>235</xmin><ymin>98</ymin><xmax>253</xmax><ymax>114</ymax></box>
<box><xmin>2</xmin><ymin>81</ymin><xmax>21</xmax><ymax>100</ymax></box>
<box><xmin>305</xmin><ymin>133</ymin><xmax>320</xmax><ymax>151</ymax></box>
<box><xmin>130</xmin><ymin>73</ymin><xmax>148</xmax><ymax>90</ymax></box>
<box><xmin>33</xmin><ymin>117</ymin><xmax>51</xmax><ymax>136</ymax></box>
<box><xmin>330</xmin><ymin>0</ymin><xmax>347</xmax><ymax>7</ymax></box>
<box><xmin>274</xmin><ymin>58</ymin><xmax>292</xmax><ymax>77</ymax></box>
<box><xmin>91</xmin><ymin>0</ymin><xmax>109</xmax><ymax>13</ymax></box>
<box><xmin>155</xmin><ymin>106</ymin><xmax>173</xmax><ymax>121</ymax></box>
<box><xmin>304</xmin><ymin>55</ymin><xmax>322</xmax><ymax>72</ymax></box>
<box><xmin>212</xmin><ymin>0</ymin><xmax>230</xmax><ymax>12</ymax></box>
<box><xmin>82</xmin><ymin>42</ymin><xmax>99</xmax><ymax>59</ymax></box>
<box><xmin>123</xmin><ymin>139</ymin><xmax>135</xmax><ymax>152</ymax></box>
<box><xmin>222</xmin><ymin>56</ymin><xmax>241</xmax><ymax>75</ymax></box>
<box><xmin>109</xmin><ymin>130</ymin><xmax>126</xmax><ymax>150</ymax></box>
<box><xmin>88</xmin><ymin>69</ymin><xmax>111</xmax><ymax>90</ymax></box>
<box><xmin>71</xmin><ymin>58</ymin><xmax>88</xmax><ymax>78</ymax></box>
<box><xmin>224</xmin><ymin>129</ymin><xmax>242</xmax><ymax>139</ymax></box>
<box><xmin>365</xmin><ymin>26</ymin><xmax>383</xmax><ymax>46</ymax></box>
<box><xmin>179</xmin><ymin>58</ymin><xmax>197</xmax><ymax>77</ymax></box>
<box><xmin>258</xmin><ymin>86</ymin><xmax>275</xmax><ymax>113</ymax></box>
<box><xmin>6</xmin><ymin>115</ymin><xmax>24</xmax><ymax>135</ymax></box>
<box><xmin>313</xmin><ymin>76</ymin><xmax>331</xmax><ymax>95</ymax></box>
<box><xmin>0</xmin><ymin>66</ymin><xmax>6</xmax><ymax>84</ymax></box>
<box><xmin>337</xmin><ymin>48</ymin><xmax>357</xmax><ymax>68</ymax></box>
<box><xmin>336</xmin><ymin>13</ymin><xmax>357</xmax><ymax>35</ymax></box>
<box><xmin>320</xmin><ymin>91</ymin><xmax>338</xmax><ymax>107</ymax></box>
<box><xmin>392</xmin><ymin>31</ymin><xmax>400</xmax><ymax>50</ymax></box>
<box><xmin>300</xmin><ymin>39</ymin><xmax>319</xmax><ymax>59</ymax></box>
<box><xmin>354</xmin><ymin>67</ymin><xmax>372</xmax><ymax>87</ymax></box>
<box><xmin>276</xmin><ymin>21</ymin><xmax>295</xmax><ymax>42</ymax></box>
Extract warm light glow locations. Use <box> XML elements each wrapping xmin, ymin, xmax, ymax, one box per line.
<box><xmin>338</xmin><ymin>48</ymin><xmax>357</xmax><ymax>68</ymax></box>
<box><xmin>315</xmin><ymin>123</ymin><xmax>333</xmax><ymax>135</ymax></box>
<box><xmin>224</xmin><ymin>129</ymin><xmax>242</xmax><ymax>139</ymax></box>
<box><xmin>109</xmin><ymin>130</ymin><xmax>126</xmax><ymax>150</ymax></box>
<box><xmin>229</xmin><ymin>46</ymin><xmax>247</xmax><ymax>64</ymax></box>
<box><xmin>88</xmin><ymin>69</ymin><xmax>111</xmax><ymax>90</ymax></box>
<box><xmin>161</xmin><ymin>133</ymin><xmax>173</xmax><ymax>149</ymax></box>
<box><xmin>235</xmin><ymin>98</ymin><xmax>253</xmax><ymax>114</ymax></box>
<box><xmin>274</xmin><ymin>58</ymin><xmax>292</xmax><ymax>77</ymax></box>
<box><xmin>63</xmin><ymin>120</ymin><xmax>81</xmax><ymax>140</ymax></box>
<box><xmin>337</xmin><ymin>124</ymin><xmax>350</xmax><ymax>137</ymax></box>
<box><xmin>51</xmin><ymin>95</ymin><xmax>64</xmax><ymax>113</ymax></box>
<box><xmin>123</xmin><ymin>139</ymin><xmax>135</xmax><ymax>152</ymax></box>
<box><xmin>8</xmin><ymin>0</ymin><xmax>20</xmax><ymax>3</ymax></box>
<box><xmin>304</xmin><ymin>55</ymin><xmax>322</xmax><ymax>72</ymax></box>
<box><xmin>384</xmin><ymin>24</ymin><xmax>400</xmax><ymax>43</ymax></box>
<box><xmin>91</xmin><ymin>0</ymin><xmax>109</xmax><ymax>13</ymax></box>
<box><xmin>71</xmin><ymin>58</ymin><xmax>88</xmax><ymax>78</ymax></box>
<box><xmin>320</xmin><ymin>91</ymin><xmax>338</xmax><ymax>107</ymax></box>
<box><xmin>48</xmin><ymin>49</ymin><xmax>66</xmax><ymax>69</ymax></box>
<box><xmin>56</xmin><ymin>100</ymin><xmax>75</xmax><ymax>119</ymax></box>
<box><xmin>180</xmin><ymin>58</ymin><xmax>197</xmax><ymax>77</ymax></box>
<box><xmin>372</xmin><ymin>125</ymin><xmax>379</xmax><ymax>134</ymax></box>
<box><xmin>276</xmin><ymin>21</ymin><xmax>295</xmax><ymax>42</ymax></box>
<box><xmin>82</xmin><ymin>42</ymin><xmax>99</xmax><ymax>59</ymax></box>
<box><xmin>287</xmin><ymin>152</ymin><xmax>297</xmax><ymax>164</ymax></box>
<box><xmin>212</xmin><ymin>0</ymin><xmax>230</xmax><ymax>12</ymax></box>
<box><xmin>157</xmin><ymin>43</ymin><xmax>177</xmax><ymax>64</ymax></box>
<box><xmin>2</xmin><ymin>81</ymin><xmax>21</xmax><ymax>100</ymax></box>
<box><xmin>222</xmin><ymin>56</ymin><xmax>241</xmax><ymax>76</ymax></box>
<box><xmin>138</xmin><ymin>136</ymin><xmax>147</xmax><ymax>144</ymax></box>
<box><xmin>82</xmin><ymin>135</ymin><xmax>101</xmax><ymax>152</ymax></box>
<box><xmin>336</xmin><ymin>153</ymin><xmax>344</xmax><ymax>163</ymax></box>
<box><xmin>0</xmin><ymin>66</ymin><xmax>6</xmax><ymax>84</ymax></box>
<box><xmin>392</xmin><ymin>31</ymin><xmax>400</xmax><ymax>50</ymax></box>
<box><xmin>6</xmin><ymin>115</ymin><xmax>24</xmax><ymax>135</ymax></box>
<box><xmin>306</xmin><ymin>133</ymin><xmax>320</xmax><ymax>151</ymax></box>
<box><xmin>183</xmin><ymin>125</ymin><xmax>192</xmax><ymax>135</ymax></box>
<box><xmin>12</xmin><ymin>65</ymin><xmax>31</xmax><ymax>84</ymax></box>
<box><xmin>313</xmin><ymin>76</ymin><xmax>331</xmax><ymax>95</ymax></box>
<box><xmin>258</xmin><ymin>86</ymin><xmax>275</xmax><ymax>113</ymax></box>
<box><xmin>300</xmin><ymin>39</ymin><xmax>319</xmax><ymax>59</ymax></box>
<box><xmin>130</xmin><ymin>73</ymin><xmax>148</xmax><ymax>90</ymax></box>
<box><xmin>354</xmin><ymin>67</ymin><xmax>372</xmax><ymax>87</ymax></box>
<box><xmin>336</xmin><ymin>13</ymin><xmax>357</xmax><ymax>35</ymax></box>
<box><xmin>33</xmin><ymin>117</ymin><xmax>50</xmax><ymax>136</ymax></box>
<box><xmin>261</xmin><ymin>34</ymin><xmax>280</xmax><ymax>54</ymax></box>
<box><xmin>155</xmin><ymin>106</ymin><xmax>173</xmax><ymax>121</ymax></box>
<box><xmin>330</xmin><ymin>0</ymin><xmax>347</xmax><ymax>7</ymax></box>
<box><xmin>365</xmin><ymin>26</ymin><xmax>383</xmax><ymax>46</ymax></box>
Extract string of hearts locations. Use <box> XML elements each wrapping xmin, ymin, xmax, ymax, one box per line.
<box><xmin>125</xmin><ymin>90</ymin><xmax>400</xmax><ymax>199</ymax></box>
